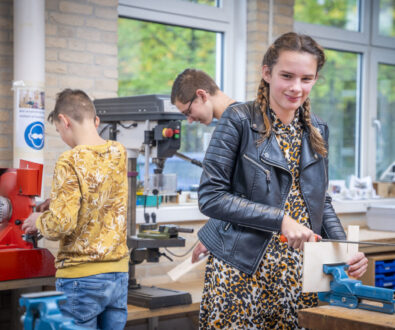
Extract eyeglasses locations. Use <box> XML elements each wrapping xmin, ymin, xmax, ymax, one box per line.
<box><xmin>181</xmin><ymin>94</ymin><xmax>197</xmax><ymax>117</ymax></box>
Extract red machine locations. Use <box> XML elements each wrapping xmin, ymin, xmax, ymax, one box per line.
<box><xmin>0</xmin><ymin>160</ymin><xmax>55</xmax><ymax>281</ymax></box>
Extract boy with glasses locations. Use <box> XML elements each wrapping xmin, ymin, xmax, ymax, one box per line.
<box><xmin>171</xmin><ymin>68</ymin><xmax>236</xmax><ymax>125</ymax></box>
<box><xmin>171</xmin><ymin>68</ymin><xmax>238</xmax><ymax>261</ymax></box>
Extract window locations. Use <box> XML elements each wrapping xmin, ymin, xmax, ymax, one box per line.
<box><xmin>294</xmin><ymin>0</ymin><xmax>360</xmax><ymax>31</ymax></box>
<box><xmin>378</xmin><ymin>0</ymin><xmax>395</xmax><ymax>37</ymax></box>
<box><xmin>181</xmin><ymin>0</ymin><xmax>220</xmax><ymax>7</ymax></box>
<box><xmin>309</xmin><ymin>50</ymin><xmax>359</xmax><ymax>180</ymax></box>
<box><xmin>295</xmin><ymin>0</ymin><xmax>395</xmax><ymax>182</ymax></box>
<box><xmin>118</xmin><ymin>0</ymin><xmax>245</xmax><ymax>192</ymax></box>
<box><xmin>118</xmin><ymin>18</ymin><xmax>219</xmax><ymax>97</ymax></box>
<box><xmin>375</xmin><ymin>58</ymin><xmax>395</xmax><ymax>180</ymax></box>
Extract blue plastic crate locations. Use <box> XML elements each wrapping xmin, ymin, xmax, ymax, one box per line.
<box><xmin>375</xmin><ymin>273</ymin><xmax>395</xmax><ymax>288</ymax></box>
<box><xmin>136</xmin><ymin>195</ymin><xmax>162</xmax><ymax>207</ymax></box>
<box><xmin>375</xmin><ymin>260</ymin><xmax>395</xmax><ymax>274</ymax></box>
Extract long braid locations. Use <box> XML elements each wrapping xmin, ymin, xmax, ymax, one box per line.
<box><xmin>302</xmin><ymin>98</ymin><xmax>327</xmax><ymax>157</ymax></box>
<box><xmin>256</xmin><ymin>78</ymin><xmax>272</xmax><ymax>143</ymax></box>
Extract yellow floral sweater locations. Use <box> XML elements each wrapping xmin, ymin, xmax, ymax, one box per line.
<box><xmin>36</xmin><ymin>140</ymin><xmax>129</xmax><ymax>278</ymax></box>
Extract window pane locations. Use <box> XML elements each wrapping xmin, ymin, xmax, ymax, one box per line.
<box><xmin>309</xmin><ymin>50</ymin><xmax>359</xmax><ymax>180</ymax></box>
<box><xmin>181</xmin><ymin>0</ymin><xmax>220</xmax><ymax>7</ymax></box>
<box><xmin>118</xmin><ymin>18</ymin><xmax>220</xmax><ymax>191</ymax></box>
<box><xmin>376</xmin><ymin>63</ymin><xmax>395</xmax><ymax>180</ymax></box>
<box><xmin>294</xmin><ymin>0</ymin><xmax>359</xmax><ymax>31</ymax></box>
<box><xmin>379</xmin><ymin>0</ymin><xmax>395</xmax><ymax>37</ymax></box>
<box><xmin>118</xmin><ymin>18</ymin><xmax>218</xmax><ymax>96</ymax></box>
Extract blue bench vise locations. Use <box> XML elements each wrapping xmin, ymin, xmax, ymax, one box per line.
<box><xmin>19</xmin><ymin>291</ymin><xmax>86</xmax><ymax>330</ymax></box>
<box><xmin>318</xmin><ymin>263</ymin><xmax>395</xmax><ymax>314</ymax></box>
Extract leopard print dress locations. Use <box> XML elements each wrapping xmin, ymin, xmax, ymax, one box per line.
<box><xmin>199</xmin><ymin>110</ymin><xmax>318</xmax><ymax>329</ymax></box>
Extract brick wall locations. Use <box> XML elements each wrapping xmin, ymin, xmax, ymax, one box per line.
<box><xmin>0</xmin><ymin>0</ymin><xmax>13</xmax><ymax>168</ymax></box>
<box><xmin>44</xmin><ymin>0</ymin><xmax>118</xmax><ymax>193</ymax></box>
<box><xmin>246</xmin><ymin>0</ymin><xmax>294</xmax><ymax>100</ymax></box>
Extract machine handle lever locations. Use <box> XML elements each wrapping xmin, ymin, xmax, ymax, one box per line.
<box><xmin>280</xmin><ymin>234</ymin><xmax>395</xmax><ymax>246</ymax></box>
<box><xmin>160</xmin><ymin>252</ymin><xmax>173</xmax><ymax>262</ymax></box>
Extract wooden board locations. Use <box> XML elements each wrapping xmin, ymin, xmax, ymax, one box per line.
<box><xmin>167</xmin><ymin>255</ymin><xmax>208</xmax><ymax>282</ymax></box>
<box><xmin>302</xmin><ymin>226</ymin><xmax>359</xmax><ymax>292</ymax></box>
<box><xmin>298</xmin><ymin>305</ymin><xmax>395</xmax><ymax>329</ymax></box>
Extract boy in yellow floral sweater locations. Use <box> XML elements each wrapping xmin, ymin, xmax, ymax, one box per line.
<box><xmin>23</xmin><ymin>89</ymin><xmax>129</xmax><ymax>329</ymax></box>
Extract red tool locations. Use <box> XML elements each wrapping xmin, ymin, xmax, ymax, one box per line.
<box><xmin>279</xmin><ymin>234</ymin><xmax>395</xmax><ymax>246</ymax></box>
<box><xmin>0</xmin><ymin>160</ymin><xmax>55</xmax><ymax>281</ymax></box>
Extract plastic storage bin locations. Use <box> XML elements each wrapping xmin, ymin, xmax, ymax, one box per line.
<box><xmin>375</xmin><ymin>273</ymin><xmax>395</xmax><ymax>288</ymax></box>
<box><xmin>366</xmin><ymin>204</ymin><xmax>395</xmax><ymax>231</ymax></box>
<box><xmin>376</xmin><ymin>260</ymin><xmax>395</xmax><ymax>274</ymax></box>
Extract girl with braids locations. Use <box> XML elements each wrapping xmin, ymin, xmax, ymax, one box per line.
<box><xmin>196</xmin><ymin>32</ymin><xmax>368</xmax><ymax>329</ymax></box>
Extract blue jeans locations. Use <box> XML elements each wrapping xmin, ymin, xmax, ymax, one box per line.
<box><xmin>56</xmin><ymin>272</ymin><xmax>128</xmax><ymax>330</ymax></box>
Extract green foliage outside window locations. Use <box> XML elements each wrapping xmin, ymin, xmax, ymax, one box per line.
<box><xmin>379</xmin><ymin>0</ymin><xmax>395</xmax><ymax>37</ymax></box>
<box><xmin>294</xmin><ymin>0</ymin><xmax>359</xmax><ymax>31</ymax></box>
<box><xmin>181</xmin><ymin>0</ymin><xmax>219</xmax><ymax>6</ymax></box>
<box><xmin>309</xmin><ymin>50</ymin><xmax>358</xmax><ymax>180</ymax></box>
<box><xmin>118</xmin><ymin>18</ymin><xmax>217</xmax><ymax>97</ymax></box>
<box><xmin>376</xmin><ymin>64</ymin><xmax>395</xmax><ymax>178</ymax></box>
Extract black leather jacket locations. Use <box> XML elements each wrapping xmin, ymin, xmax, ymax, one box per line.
<box><xmin>198</xmin><ymin>101</ymin><xmax>346</xmax><ymax>275</ymax></box>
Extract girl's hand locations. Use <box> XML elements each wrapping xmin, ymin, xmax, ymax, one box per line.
<box><xmin>347</xmin><ymin>252</ymin><xmax>368</xmax><ymax>278</ymax></box>
<box><xmin>281</xmin><ymin>214</ymin><xmax>317</xmax><ymax>250</ymax></box>
<box><xmin>21</xmin><ymin>212</ymin><xmax>41</xmax><ymax>235</ymax></box>
<box><xmin>192</xmin><ymin>241</ymin><xmax>209</xmax><ymax>263</ymax></box>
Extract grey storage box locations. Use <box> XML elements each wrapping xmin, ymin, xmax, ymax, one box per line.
<box><xmin>367</xmin><ymin>204</ymin><xmax>395</xmax><ymax>231</ymax></box>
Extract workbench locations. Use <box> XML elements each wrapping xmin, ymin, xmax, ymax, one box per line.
<box><xmin>358</xmin><ymin>228</ymin><xmax>395</xmax><ymax>254</ymax></box>
<box><xmin>0</xmin><ymin>277</ymin><xmax>54</xmax><ymax>291</ymax></box>
<box><xmin>1</xmin><ymin>227</ymin><xmax>393</xmax><ymax>329</ymax></box>
<box><xmin>298</xmin><ymin>305</ymin><xmax>395</xmax><ymax>329</ymax></box>
<box><xmin>0</xmin><ymin>277</ymin><xmax>55</xmax><ymax>330</ymax></box>
<box><xmin>126</xmin><ymin>279</ymin><xmax>203</xmax><ymax>329</ymax></box>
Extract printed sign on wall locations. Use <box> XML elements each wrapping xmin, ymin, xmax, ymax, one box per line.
<box><xmin>16</xmin><ymin>88</ymin><xmax>45</xmax><ymax>150</ymax></box>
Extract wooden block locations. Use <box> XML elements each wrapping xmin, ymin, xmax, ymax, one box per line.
<box><xmin>302</xmin><ymin>226</ymin><xmax>359</xmax><ymax>292</ymax></box>
<box><xmin>167</xmin><ymin>255</ymin><xmax>208</xmax><ymax>282</ymax></box>
<box><xmin>346</xmin><ymin>225</ymin><xmax>359</xmax><ymax>259</ymax></box>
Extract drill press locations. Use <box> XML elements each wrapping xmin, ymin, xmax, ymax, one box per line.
<box><xmin>94</xmin><ymin>94</ymin><xmax>195</xmax><ymax>308</ymax></box>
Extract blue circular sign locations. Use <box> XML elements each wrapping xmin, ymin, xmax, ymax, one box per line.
<box><xmin>24</xmin><ymin>121</ymin><xmax>44</xmax><ymax>150</ymax></box>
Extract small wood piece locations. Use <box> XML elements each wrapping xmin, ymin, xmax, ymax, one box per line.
<box><xmin>167</xmin><ymin>255</ymin><xmax>208</xmax><ymax>282</ymax></box>
<box><xmin>302</xmin><ymin>226</ymin><xmax>359</xmax><ymax>292</ymax></box>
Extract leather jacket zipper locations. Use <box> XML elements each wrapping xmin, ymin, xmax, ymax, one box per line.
<box><xmin>260</xmin><ymin>157</ymin><xmax>292</xmax><ymax>177</ymax></box>
<box><xmin>243</xmin><ymin>154</ymin><xmax>271</xmax><ymax>191</ymax></box>
<box><xmin>260</xmin><ymin>156</ymin><xmax>292</xmax><ymax>210</ymax></box>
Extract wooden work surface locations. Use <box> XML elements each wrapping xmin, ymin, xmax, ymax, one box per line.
<box><xmin>357</xmin><ymin>228</ymin><xmax>395</xmax><ymax>254</ymax></box>
<box><xmin>0</xmin><ymin>277</ymin><xmax>55</xmax><ymax>291</ymax></box>
<box><xmin>127</xmin><ymin>279</ymin><xmax>203</xmax><ymax>321</ymax></box>
<box><xmin>298</xmin><ymin>305</ymin><xmax>395</xmax><ymax>329</ymax></box>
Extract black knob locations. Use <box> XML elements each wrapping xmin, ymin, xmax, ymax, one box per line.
<box><xmin>15</xmin><ymin>220</ymin><xmax>22</xmax><ymax>225</ymax></box>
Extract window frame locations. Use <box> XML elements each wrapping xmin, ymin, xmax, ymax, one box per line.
<box><xmin>118</xmin><ymin>0</ymin><xmax>246</xmax><ymax>101</ymax></box>
<box><xmin>294</xmin><ymin>0</ymin><xmax>395</xmax><ymax>180</ymax></box>
<box><xmin>365</xmin><ymin>48</ymin><xmax>395</xmax><ymax>179</ymax></box>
